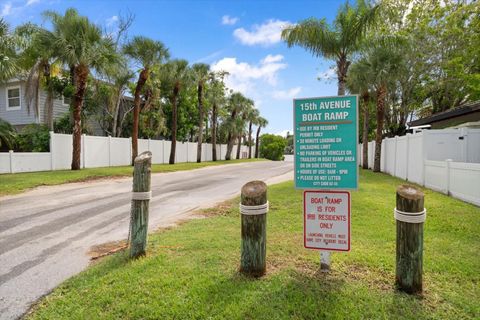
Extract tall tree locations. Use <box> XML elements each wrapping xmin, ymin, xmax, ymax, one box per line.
<box><xmin>347</xmin><ymin>59</ymin><xmax>372</xmax><ymax>169</ymax></box>
<box><xmin>41</xmin><ymin>8</ymin><xmax>117</xmax><ymax>170</ymax></box>
<box><xmin>254</xmin><ymin>117</ymin><xmax>268</xmax><ymax>159</ymax></box>
<box><xmin>0</xmin><ymin>19</ymin><xmax>21</xmax><ymax>82</ymax></box>
<box><xmin>124</xmin><ymin>36</ymin><xmax>169</xmax><ymax>164</ymax></box>
<box><xmin>225</xmin><ymin>92</ymin><xmax>246</xmax><ymax>160</ymax></box>
<box><xmin>206</xmin><ymin>71</ymin><xmax>228</xmax><ymax>161</ymax></box>
<box><xmin>281</xmin><ymin>0</ymin><xmax>380</xmax><ymax>95</ymax></box>
<box><xmin>192</xmin><ymin>63</ymin><xmax>211</xmax><ymax>163</ymax></box>
<box><xmin>246</xmin><ymin>108</ymin><xmax>260</xmax><ymax>159</ymax></box>
<box><xmin>360</xmin><ymin>40</ymin><xmax>403</xmax><ymax>172</ymax></box>
<box><xmin>162</xmin><ymin>59</ymin><xmax>190</xmax><ymax>164</ymax></box>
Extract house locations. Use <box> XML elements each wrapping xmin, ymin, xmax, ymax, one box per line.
<box><xmin>408</xmin><ymin>100</ymin><xmax>480</xmax><ymax>129</ymax></box>
<box><xmin>0</xmin><ymin>78</ymin><xmax>70</xmax><ymax>131</ymax></box>
<box><xmin>0</xmin><ymin>78</ymin><xmax>133</xmax><ymax>136</ymax></box>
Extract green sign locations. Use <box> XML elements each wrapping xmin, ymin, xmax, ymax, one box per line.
<box><xmin>294</xmin><ymin>95</ymin><xmax>358</xmax><ymax>190</ymax></box>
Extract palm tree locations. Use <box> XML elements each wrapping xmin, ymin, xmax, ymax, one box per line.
<box><xmin>0</xmin><ymin>118</ymin><xmax>16</xmax><ymax>150</ymax></box>
<box><xmin>207</xmin><ymin>71</ymin><xmax>228</xmax><ymax>161</ymax></box>
<box><xmin>162</xmin><ymin>59</ymin><xmax>190</xmax><ymax>164</ymax></box>
<box><xmin>235</xmin><ymin>98</ymin><xmax>253</xmax><ymax>160</ymax></box>
<box><xmin>360</xmin><ymin>40</ymin><xmax>403</xmax><ymax>172</ymax></box>
<box><xmin>254</xmin><ymin>117</ymin><xmax>268</xmax><ymax>158</ymax></box>
<box><xmin>347</xmin><ymin>60</ymin><xmax>372</xmax><ymax>169</ymax></box>
<box><xmin>41</xmin><ymin>8</ymin><xmax>118</xmax><ymax>170</ymax></box>
<box><xmin>246</xmin><ymin>108</ymin><xmax>260</xmax><ymax>159</ymax></box>
<box><xmin>192</xmin><ymin>63</ymin><xmax>211</xmax><ymax>163</ymax></box>
<box><xmin>281</xmin><ymin>0</ymin><xmax>380</xmax><ymax>95</ymax></box>
<box><xmin>124</xmin><ymin>36</ymin><xmax>169</xmax><ymax>164</ymax></box>
<box><xmin>0</xmin><ymin>19</ymin><xmax>21</xmax><ymax>82</ymax></box>
<box><xmin>225</xmin><ymin>92</ymin><xmax>247</xmax><ymax>160</ymax></box>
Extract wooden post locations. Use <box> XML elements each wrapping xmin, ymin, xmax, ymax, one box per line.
<box><xmin>395</xmin><ymin>184</ymin><xmax>425</xmax><ymax>294</ymax></box>
<box><xmin>240</xmin><ymin>180</ymin><xmax>268</xmax><ymax>277</ymax></box>
<box><xmin>129</xmin><ymin>151</ymin><xmax>152</xmax><ymax>259</ymax></box>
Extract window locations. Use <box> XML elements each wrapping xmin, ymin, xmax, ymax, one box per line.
<box><xmin>6</xmin><ymin>86</ymin><xmax>21</xmax><ymax>110</ymax></box>
<box><xmin>63</xmin><ymin>95</ymin><xmax>71</xmax><ymax>106</ymax></box>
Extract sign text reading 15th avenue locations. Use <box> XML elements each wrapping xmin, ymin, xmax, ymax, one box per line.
<box><xmin>294</xmin><ymin>95</ymin><xmax>358</xmax><ymax>190</ymax></box>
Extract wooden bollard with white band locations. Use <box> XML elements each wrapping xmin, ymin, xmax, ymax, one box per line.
<box><xmin>395</xmin><ymin>184</ymin><xmax>426</xmax><ymax>294</ymax></box>
<box><xmin>240</xmin><ymin>181</ymin><xmax>268</xmax><ymax>277</ymax></box>
<box><xmin>129</xmin><ymin>151</ymin><xmax>152</xmax><ymax>259</ymax></box>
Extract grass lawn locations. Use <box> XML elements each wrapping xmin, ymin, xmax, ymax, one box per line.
<box><xmin>0</xmin><ymin>158</ymin><xmax>264</xmax><ymax>196</ymax></box>
<box><xmin>28</xmin><ymin>169</ymin><xmax>479</xmax><ymax>319</ymax></box>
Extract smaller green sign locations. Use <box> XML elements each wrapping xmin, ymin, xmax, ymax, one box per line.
<box><xmin>294</xmin><ymin>95</ymin><xmax>358</xmax><ymax>190</ymax></box>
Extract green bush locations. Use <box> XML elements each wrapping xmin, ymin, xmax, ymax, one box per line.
<box><xmin>16</xmin><ymin>124</ymin><xmax>50</xmax><ymax>152</ymax></box>
<box><xmin>259</xmin><ymin>134</ymin><xmax>287</xmax><ymax>161</ymax></box>
<box><xmin>0</xmin><ymin>118</ymin><xmax>17</xmax><ymax>151</ymax></box>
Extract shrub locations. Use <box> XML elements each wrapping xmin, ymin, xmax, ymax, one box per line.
<box><xmin>0</xmin><ymin>118</ymin><xmax>16</xmax><ymax>151</ymax></box>
<box><xmin>259</xmin><ymin>134</ymin><xmax>287</xmax><ymax>161</ymax></box>
<box><xmin>16</xmin><ymin>124</ymin><xmax>50</xmax><ymax>152</ymax></box>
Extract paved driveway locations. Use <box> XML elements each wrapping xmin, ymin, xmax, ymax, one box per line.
<box><xmin>0</xmin><ymin>161</ymin><xmax>293</xmax><ymax>320</ymax></box>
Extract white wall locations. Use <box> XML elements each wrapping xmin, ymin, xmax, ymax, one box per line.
<box><xmin>359</xmin><ymin>128</ymin><xmax>480</xmax><ymax>207</ymax></box>
<box><xmin>0</xmin><ymin>132</ymin><xmax>259</xmax><ymax>174</ymax></box>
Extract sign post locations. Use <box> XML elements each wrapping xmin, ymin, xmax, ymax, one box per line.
<box><xmin>294</xmin><ymin>95</ymin><xmax>358</xmax><ymax>271</ymax></box>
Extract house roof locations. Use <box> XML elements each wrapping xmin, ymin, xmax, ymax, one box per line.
<box><xmin>408</xmin><ymin>101</ymin><xmax>480</xmax><ymax>127</ymax></box>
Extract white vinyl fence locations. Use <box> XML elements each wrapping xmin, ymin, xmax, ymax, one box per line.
<box><xmin>358</xmin><ymin>128</ymin><xmax>480</xmax><ymax>206</ymax></box>
<box><xmin>0</xmin><ymin>132</ymin><xmax>254</xmax><ymax>174</ymax></box>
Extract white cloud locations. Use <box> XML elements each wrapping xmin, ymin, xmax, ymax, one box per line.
<box><xmin>106</xmin><ymin>15</ymin><xmax>119</xmax><ymax>27</ymax></box>
<box><xmin>233</xmin><ymin>19</ymin><xmax>291</xmax><ymax>46</ymax></box>
<box><xmin>221</xmin><ymin>15</ymin><xmax>238</xmax><ymax>26</ymax></box>
<box><xmin>211</xmin><ymin>54</ymin><xmax>287</xmax><ymax>96</ymax></box>
<box><xmin>26</xmin><ymin>0</ymin><xmax>40</xmax><ymax>6</ymax></box>
<box><xmin>317</xmin><ymin>67</ymin><xmax>337</xmax><ymax>80</ymax></box>
<box><xmin>272</xmin><ymin>87</ymin><xmax>302</xmax><ymax>100</ymax></box>
<box><xmin>1</xmin><ymin>2</ymin><xmax>12</xmax><ymax>16</ymax></box>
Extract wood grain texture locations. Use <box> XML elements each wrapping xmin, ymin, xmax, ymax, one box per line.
<box><xmin>240</xmin><ymin>181</ymin><xmax>267</xmax><ymax>277</ymax></box>
<box><xmin>395</xmin><ymin>184</ymin><xmax>424</xmax><ymax>294</ymax></box>
<box><xmin>129</xmin><ymin>151</ymin><xmax>152</xmax><ymax>259</ymax></box>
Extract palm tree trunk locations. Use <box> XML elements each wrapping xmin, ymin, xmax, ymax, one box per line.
<box><xmin>132</xmin><ymin>68</ymin><xmax>149</xmax><ymax>164</ymax></box>
<box><xmin>255</xmin><ymin>126</ymin><xmax>261</xmax><ymax>158</ymax></box>
<box><xmin>225</xmin><ymin>109</ymin><xmax>237</xmax><ymax>160</ymax></box>
<box><xmin>248</xmin><ymin>120</ymin><xmax>253</xmax><ymax>158</ymax></box>
<box><xmin>211</xmin><ymin>102</ymin><xmax>217</xmax><ymax>161</ymax></box>
<box><xmin>374</xmin><ymin>85</ymin><xmax>386</xmax><ymax>172</ymax></box>
<box><xmin>361</xmin><ymin>92</ymin><xmax>369</xmax><ymax>170</ymax></box>
<box><xmin>71</xmin><ymin>64</ymin><xmax>89</xmax><ymax>170</ymax></box>
<box><xmin>196</xmin><ymin>82</ymin><xmax>204</xmax><ymax>163</ymax></box>
<box><xmin>236</xmin><ymin>134</ymin><xmax>242</xmax><ymax>159</ymax></box>
<box><xmin>112</xmin><ymin>87</ymin><xmax>122</xmax><ymax>137</ymax></box>
<box><xmin>336</xmin><ymin>55</ymin><xmax>350</xmax><ymax>96</ymax></box>
<box><xmin>169</xmin><ymin>82</ymin><xmax>180</xmax><ymax>164</ymax></box>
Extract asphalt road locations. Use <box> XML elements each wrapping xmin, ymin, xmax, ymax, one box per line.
<box><xmin>0</xmin><ymin>161</ymin><xmax>293</xmax><ymax>320</ymax></box>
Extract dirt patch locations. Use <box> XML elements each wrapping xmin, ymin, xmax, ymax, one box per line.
<box><xmin>88</xmin><ymin>240</ymin><xmax>128</xmax><ymax>261</ymax></box>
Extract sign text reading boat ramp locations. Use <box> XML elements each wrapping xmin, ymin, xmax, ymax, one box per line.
<box><xmin>294</xmin><ymin>95</ymin><xmax>358</xmax><ymax>190</ymax></box>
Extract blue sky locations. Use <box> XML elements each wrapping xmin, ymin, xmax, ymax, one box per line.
<box><xmin>1</xmin><ymin>0</ymin><xmax>343</xmax><ymax>136</ymax></box>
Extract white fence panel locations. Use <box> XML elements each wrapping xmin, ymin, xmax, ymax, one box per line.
<box><xmin>163</xmin><ymin>141</ymin><xmax>171</xmax><ymax>163</ymax></box>
<box><xmin>384</xmin><ymin>138</ymin><xmax>395</xmax><ymax>175</ymax></box>
<box><xmin>220</xmin><ymin>144</ymin><xmax>227</xmax><ymax>160</ymax></box>
<box><xmin>425</xmin><ymin>130</ymin><xmax>464</xmax><ymax>161</ymax></box>
<box><xmin>0</xmin><ymin>153</ymin><xmax>10</xmax><ymax>173</ymax></box>
<box><xmin>395</xmin><ymin>136</ymin><xmax>408</xmax><ymax>180</ymax></box>
<box><xmin>368</xmin><ymin>141</ymin><xmax>375</xmax><ymax>169</ymax></box>
<box><xmin>407</xmin><ymin>134</ymin><xmax>423</xmax><ymax>184</ymax></box>
<box><xmin>12</xmin><ymin>153</ymin><xmax>51</xmax><ymax>173</ymax></box>
<box><xmin>51</xmin><ymin>133</ymin><xmax>75</xmax><ymax>170</ymax></box>
<box><xmin>449</xmin><ymin>162</ymin><xmax>480</xmax><ymax>206</ymax></box>
<box><xmin>187</xmin><ymin>142</ymin><xmax>196</xmax><ymax>162</ymax></box>
<box><xmin>204</xmin><ymin>143</ymin><xmax>212</xmax><ymax>161</ymax></box>
<box><xmin>84</xmin><ymin>135</ymin><xmax>109</xmax><ymax>168</ymax></box>
<box><xmin>176</xmin><ymin>142</ymin><xmax>188</xmax><ymax>163</ymax></box>
<box><xmin>149</xmin><ymin>140</ymin><xmax>164</xmax><ymax>164</ymax></box>
<box><xmin>110</xmin><ymin>137</ymin><xmax>131</xmax><ymax>166</ymax></box>
<box><xmin>138</xmin><ymin>139</ymin><xmax>149</xmax><ymax>155</ymax></box>
<box><xmin>424</xmin><ymin>160</ymin><xmax>447</xmax><ymax>193</ymax></box>
<box><xmin>380</xmin><ymin>140</ymin><xmax>385</xmax><ymax>172</ymax></box>
<box><xmin>466</xmin><ymin>129</ymin><xmax>480</xmax><ymax>163</ymax></box>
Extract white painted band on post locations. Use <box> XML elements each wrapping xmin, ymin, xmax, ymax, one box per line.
<box><xmin>394</xmin><ymin>207</ymin><xmax>426</xmax><ymax>223</ymax></box>
<box><xmin>240</xmin><ymin>201</ymin><xmax>269</xmax><ymax>215</ymax></box>
<box><xmin>132</xmin><ymin>191</ymin><xmax>152</xmax><ymax>200</ymax></box>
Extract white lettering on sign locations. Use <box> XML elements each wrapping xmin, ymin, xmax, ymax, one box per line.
<box><xmin>304</xmin><ymin>191</ymin><xmax>350</xmax><ymax>251</ymax></box>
